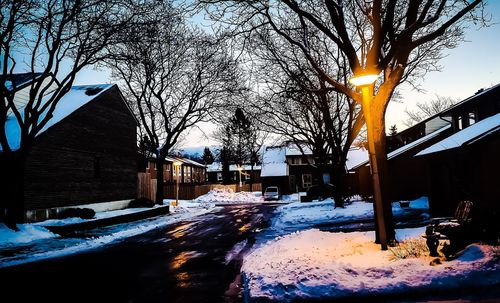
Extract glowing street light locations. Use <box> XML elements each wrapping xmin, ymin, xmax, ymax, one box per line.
<box><xmin>173</xmin><ymin>160</ymin><xmax>182</xmax><ymax>207</ymax></box>
<box><xmin>350</xmin><ymin>71</ymin><xmax>389</xmax><ymax>250</ymax></box>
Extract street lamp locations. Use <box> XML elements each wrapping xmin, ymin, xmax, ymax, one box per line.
<box><xmin>173</xmin><ymin>161</ymin><xmax>182</xmax><ymax>207</ymax></box>
<box><xmin>236</xmin><ymin>165</ymin><xmax>243</xmax><ymax>191</ymax></box>
<box><xmin>350</xmin><ymin>71</ymin><xmax>389</xmax><ymax>250</ymax></box>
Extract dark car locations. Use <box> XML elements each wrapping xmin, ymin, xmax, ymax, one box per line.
<box><xmin>304</xmin><ymin>184</ymin><xmax>335</xmax><ymax>201</ymax></box>
<box><xmin>263</xmin><ymin>186</ymin><xmax>280</xmax><ymax>201</ymax></box>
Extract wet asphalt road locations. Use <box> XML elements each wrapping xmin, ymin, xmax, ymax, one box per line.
<box><xmin>0</xmin><ymin>204</ymin><xmax>279</xmax><ymax>303</ymax></box>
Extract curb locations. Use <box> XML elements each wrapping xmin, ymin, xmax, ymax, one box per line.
<box><xmin>43</xmin><ymin>206</ymin><xmax>170</xmax><ymax>236</ymax></box>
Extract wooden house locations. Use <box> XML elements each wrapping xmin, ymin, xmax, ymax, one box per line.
<box><xmin>2</xmin><ymin>83</ymin><xmax>138</xmax><ymax>222</ymax></box>
<box><xmin>142</xmin><ymin>156</ymin><xmax>206</xmax><ymax>185</ymax></box>
<box><xmin>206</xmin><ymin>162</ymin><xmax>261</xmax><ymax>185</ymax></box>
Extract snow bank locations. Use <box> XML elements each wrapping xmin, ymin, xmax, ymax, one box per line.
<box><xmin>195</xmin><ymin>188</ymin><xmax>263</xmax><ymax>204</ymax></box>
<box><xmin>273</xmin><ymin>197</ymin><xmax>429</xmax><ymax>230</ymax></box>
<box><xmin>0</xmin><ymin>223</ymin><xmax>57</xmax><ymax>246</ymax></box>
<box><xmin>242</xmin><ymin>228</ymin><xmax>499</xmax><ymax>302</ymax></box>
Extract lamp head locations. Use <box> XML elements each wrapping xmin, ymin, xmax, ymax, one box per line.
<box><xmin>173</xmin><ymin>160</ymin><xmax>182</xmax><ymax>167</ymax></box>
<box><xmin>349</xmin><ymin>73</ymin><xmax>379</xmax><ymax>87</ymax></box>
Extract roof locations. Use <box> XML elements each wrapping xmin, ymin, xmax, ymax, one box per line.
<box><xmin>439</xmin><ymin>83</ymin><xmax>500</xmax><ymax>116</ymax></box>
<box><xmin>206</xmin><ymin>162</ymin><xmax>261</xmax><ymax>172</ymax></box>
<box><xmin>260</xmin><ymin>146</ymin><xmax>288</xmax><ymax>177</ymax></box>
<box><xmin>345</xmin><ymin>148</ymin><xmax>369</xmax><ymax>170</ymax></box>
<box><xmin>4</xmin><ymin>72</ymin><xmax>43</xmax><ymax>91</ymax></box>
<box><xmin>164</xmin><ymin>156</ymin><xmax>205</xmax><ymax>168</ymax></box>
<box><xmin>3</xmin><ymin>84</ymin><xmax>114</xmax><ymax>151</ymax></box>
<box><xmin>416</xmin><ymin>113</ymin><xmax>500</xmax><ymax>156</ymax></box>
<box><xmin>285</xmin><ymin>144</ymin><xmax>312</xmax><ymax>156</ymax></box>
<box><xmin>351</xmin><ymin>124</ymin><xmax>451</xmax><ymax>170</ymax></box>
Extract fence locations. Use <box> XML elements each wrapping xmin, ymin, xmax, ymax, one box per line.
<box><xmin>138</xmin><ymin>173</ymin><xmax>261</xmax><ymax>201</ymax></box>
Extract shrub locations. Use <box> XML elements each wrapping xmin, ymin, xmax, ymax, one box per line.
<box><xmin>389</xmin><ymin>238</ymin><xmax>429</xmax><ymax>260</ymax></box>
<box><xmin>128</xmin><ymin>197</ymin><xmax>155</xmax><ymax>208</ymax></box>
<box><xmin>59</xmin><ymin>208</ymin><xmax>95</xmax><ymax>220</ymax></box>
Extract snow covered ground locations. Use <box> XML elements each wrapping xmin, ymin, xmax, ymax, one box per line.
<box><xmin>272</xmin><ymin>196</ymin><xmax>429</xmax><ymax>231</ymax></box>
<box><xmin>0</xmin><ymin>200</ymin><xmax>217</xmax><ymax>268</ymax></box>
<box><xmin>242</xmin><ymin>196</ymin><xmax>499</xmax><ymax>302</ymax></box>
<box><xmin>242</xmin><ymin>228</ymin><xmax>499</xmax><ymax>302</ymax></box>
<box><xmin>195</xmin><ymin>188</ymin><xmax>264</xmax><ymax>204</ymax></box>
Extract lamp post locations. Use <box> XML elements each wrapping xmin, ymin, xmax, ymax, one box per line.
<box><xmin>236</xmin><ymin>165</ymin><xmax>243</xmax><ymax>191</ymax></box>
<box><xmin>173</xmin><ymin>161</ymin><xmax>182</xmax><ymax>207</ymax></box>
<box><xmin>350</xmin><ymin>71</ymin><xmax>389</xmax><ymax>250</ymax></box>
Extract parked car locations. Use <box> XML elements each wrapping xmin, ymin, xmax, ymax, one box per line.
<box><xmin>305</xmin><ymin>184</ymin><xmax>335</xmax><ymax>201</ymax></box>
<box><xmin>264</xmin><ymin>186</ymin><xmax>280</xmax><ymax>201</ymax></box>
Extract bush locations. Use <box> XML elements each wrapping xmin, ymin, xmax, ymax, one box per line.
<box><xmin>59</xmin><ymin>208</ymin><xmax>95</xmax><ymax>220</ymax></box>
<box><xmin>389</xmin><ymin>239</ymin><xmax>429</xmax><ymax>260</ymax></box>
<box><xmin>128</xmin><ymin>197</ymin><xmax>155</xmax><ymax>208</ymax></box>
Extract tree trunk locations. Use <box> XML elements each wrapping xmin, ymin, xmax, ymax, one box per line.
<box><xmin>362</xmin><ymin>86</ymin><xmax>395</xmax><ymax>249</ymax></box>
<box><xmin>155</xmin><ymin>155</ymin><xmax>165</xmax><ymax>205</ymax></box>
<box><xmin>331</xmin><ymin>164</ymin><xmax>347</xmax><ymax>208</ymax></box>
<box><xmin>0</xmin><ymin>151</ymin><xmax>27</xmax><ymax>230</ymax></box>
<box><xmin>249</xmin><ymin>164</ymin><xmax>254</xmax><ymax>192</ymax></box>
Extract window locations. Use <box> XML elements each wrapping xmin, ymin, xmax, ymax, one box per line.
<box><xmin>302</xmin><ymin>174</ymin><xmax>312</xmax><ymax>188</ymax></box>
<box><xmin>245</xmin><ymin>172</ymin><xmax>251</xmax><ymax>180</ymax></box>
<box><xmin>93</xmin><ymin>156</ymin><xmax>101</xmax><ymax>178</ymax></box>
<box><xmin>291</xmin><ymin>157</ymin><xmax>302</xmax><ymax>165</ymax></box>
<box><xmin>217</xmin><ymin>173</ymin><xmax>222</xmax><ymax>181</ymax></box>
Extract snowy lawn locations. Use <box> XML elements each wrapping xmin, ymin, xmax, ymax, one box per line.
<box><xmin>195</xmin><ymin>188</ymin><xmax>264</xmax><ymax>204</ymax></box>
<box><xmin>272</xmin><ymin>196</ymin><xmax>429</xmax><ymax>230</ymax></box>
<box><xmin>242</xmin><ymin>228</ymin><xmax>500</xmax><ymax>302</ymax></box>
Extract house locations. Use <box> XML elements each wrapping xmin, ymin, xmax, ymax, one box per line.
<box><xmin>351</xmin><ymin>83</ymin><xmax>500</xmax><ymax>220</ymax></box>
<box><xmin>1</xmin><ymin>82</ymin><xmax>138</xmax><ymax>222</ymax></box>
<box><xmin>206</xmin><ymin>162</ymin><xmax>261</xmax><ymax>185</ymax></box>
<box><xmin>260</xmin><ymin>143</ymin><xmax>325</xmax><ymax>194</ymax></box>
<box><xmin>142</xmin><ymin>156</ymin><xmax>206</xmax><ymax>184</ymax></box>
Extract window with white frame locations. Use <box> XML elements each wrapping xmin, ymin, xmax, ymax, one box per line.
<box><xmin>302</xmin><ymin>174</ymin><xmax>312</xmax><ymax>188</ymax></box>
<box><xmin>217</xmin><ymin>172</ymin><xmax>222</xmax><ymax>181</ymax></box>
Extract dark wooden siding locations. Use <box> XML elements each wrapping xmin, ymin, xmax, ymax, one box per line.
<box><xmin>24</xmin><ymin>86</ymin><xmax>137</xmax><ymax>210</ymax></box>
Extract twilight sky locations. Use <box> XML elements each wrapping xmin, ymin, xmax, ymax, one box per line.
<box><xmin>73</xmin><ymin>2</ymin><xmax>500</xmax><ymax>148</ymax></box>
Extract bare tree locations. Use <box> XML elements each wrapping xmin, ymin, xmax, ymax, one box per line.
<box><xmin>248</xmin><ymin>26</ymin><xmax>363</xmax><ymax>208</ymax></box>
<box><xmin>0</xmin><ymin>0</ymin><xmax>136</xmax><ymax>229</ymax></box>
<box><xmin>404</xmin><ymin>95</ymin><xmax>459</xmax><ymax>127</ymax></box>
<box><xmin>105</xmin><ymin>1</ymin><xmax>240</xmax><ymax>204</ymax></box>
<box><xmin>199</xmin><ymin>0</ymin><xmax>488</xmax><ymax>247</ymax></box>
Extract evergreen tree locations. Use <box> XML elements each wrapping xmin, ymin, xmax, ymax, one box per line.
<box><xmin>202</xmin><ymin>147</ymin><xmax>215</xmax><ymax>165</ymax></box>
<box><xmin>389</xmin><ymin>125</ymin><xmax>398</xmax><ymax>136</ymax></box>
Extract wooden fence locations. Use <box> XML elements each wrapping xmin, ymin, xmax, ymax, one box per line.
<box><xmin>138</xmin><ymin>173</ymin><xmax>261</xmax><ymax>201</ymax></box>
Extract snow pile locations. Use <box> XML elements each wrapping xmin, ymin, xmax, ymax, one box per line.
<box><xmin>169</xmin><ymin>199</ymin><xmax>216</xmax><ymax>213</ymax></box>
<box><xmin>0</xmin><ymin>223</ymin><xmax>57</xmax><ymax>246</ymax></box>
<box><xmin>273</xmin><ymin>197</ymin><xmax>428</xmax><ymax>230</ymax></box>
<box><xmin>242</xmin><ymin>228</ymin><xmax>500</xmax><ymax>302</ymax></box>
<box><xmin>195</xmin><ymin>188</ymin><xmax>263</xmax><ymax>204</ymax></box>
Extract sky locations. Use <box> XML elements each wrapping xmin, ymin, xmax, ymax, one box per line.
<box><xmin>72</xmin><ymin>2</ymin><xmax>500</xmax><ymax>148</ymax></box>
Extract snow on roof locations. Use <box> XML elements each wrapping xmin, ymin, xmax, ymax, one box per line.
<box><xmin>261</xmin><ymin>146</ymin><xmax>288</xmax><ymax>177</ymax></box>
<box><xmin>206</xmin><ymin>162</ymin><xmax>261</xmax><ymax>172</ymax></box>
<box><xmin>350</xmin><ymin>124</ymin><xmax>451</xmax><ymax>170</ymax></box>
<box><xmin>164</xmin><ymin>156</ymin><xmax>205</xmax><ymax>167</ymax></box>
<box><xmin>440</xmin><ymin>83</ymin><xmax>500</xmax><ymax>116</ymax></box>
<box><xmin>416</xmin><ymin>113</ymin><xmax>500</xmax><ymax>156</ymax></box>
<box><xmin>345</xmin><ymin>148</ymin><xmax>369</xmax><ymax>170</ymax></box>
<box><xmin>3</xmin><ymin>84</ymin><xmax>113</xmax><ymax>151</ymax></box>
<box><xmin>285</xmin><ymin>144</ymin><xmax>312</xmax><ymax>156</ymax></box>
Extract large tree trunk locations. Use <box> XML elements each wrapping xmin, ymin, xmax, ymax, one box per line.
<box><xmin>155</xmin><ymin>155</ymin><xmax>165</xmax><ymax>205</ymax></box>
<box><xmin>1</xmin><ymin>151</ymin><xmax>27</xmax><ymax>230</ymax></box>
<box><xmin>249</xmin><ymin>164</ymin><xmax>254</xmax><ymax>192</ymax></box>
<box><xmin>362</xmin><ymin>86</ymin><xmax>395</xmax><ymax>249</ymax></box>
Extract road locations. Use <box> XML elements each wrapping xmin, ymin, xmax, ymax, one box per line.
<box><xmin>0</xmin><ymin>204</ymin><xmax>279</xmax><ymax>303</ymax></box>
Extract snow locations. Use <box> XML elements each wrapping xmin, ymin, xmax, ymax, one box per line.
<box><xmin>345</xmin><ymin>147</ymin><xmax>369</xmax><ymax>170</ymax></box>
<box><xmin>351</xmin><ymin>125</ymin><xmax>451</xmax><ymax>169</ymax></box>
<box><xmin>271</xmin><ymin>197</ymin><xmax>428</xmax><ymax>231</ymax></box>
<box><xmin>416</xmin><ymin>113</ymin><xmax>500</xmax><ymax>156</ymax></box>
<box><xmin>285</xmin><ymin>144</ymin><xmax>312</xmax><ymax>156</ymax></box>
<box><xmin>0</xmin><ymin>223</ymin><xmax>57</xmax><ymax>245</ymax></box>
<box><xmin>194</xmin><ymin>188</ymin><xmax>263</xmax><ymax>204</ymax></box>
<box><xmin>3</xmin><ymin>84</ymin><xmax>113</xmax><ymax>151</ymax></box>
<box><xmin>206</xmin><ymin>162</ymin><xmax>261</xmax><ymax>172</ymax></box>
<box><xmin>242</xmin><ymin>228</ymin><xmax>499</xmax><ymax>302</ymax></box>
<box><xmin>0</xmin><ymin>200</ymin><xmax>217</xmax><ymax>268</ymax></box>
<box><xmin>261</xmin><ymin>147</ymin><xmax>288</xmax><ymax>177</ymax></box>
